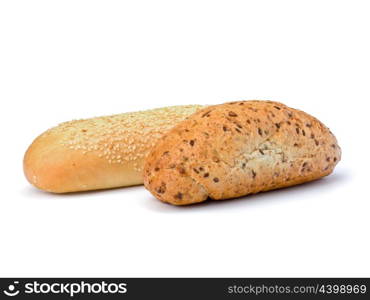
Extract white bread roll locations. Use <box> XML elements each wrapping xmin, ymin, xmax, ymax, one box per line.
<box><xmin>24</xmin><ymin>105</ymin><xmax>203</xmax><ymax>193</ymax></box>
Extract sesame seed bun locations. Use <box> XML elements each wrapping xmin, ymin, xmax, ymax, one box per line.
<box><xmin>24</xmin><ymin>105</ymin><xmax>203</xmax><ymax>193</ymax></box>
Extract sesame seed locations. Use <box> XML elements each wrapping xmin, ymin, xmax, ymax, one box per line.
<box><xmin>56</xmin><ymin>105</ymin><xmax>203</xmax><ymax>166</ymax></box>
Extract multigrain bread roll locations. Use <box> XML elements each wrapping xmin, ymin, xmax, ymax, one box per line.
<box><xmin>143</xmin><ymin>101</ymin><xmax>341</xmax><ymax>205</ymax></box>
<box><xmin>24</xmin><ymin>105</ymin><xmax>203</xmax><ymax>193</ymax></box>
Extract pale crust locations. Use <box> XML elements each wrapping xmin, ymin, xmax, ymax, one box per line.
<box><xmin>143</xmin><ymin>101</ymin><xmax>341</xmax><ymax>205</ymax></box>
<box><xmin>24</xmin><ymin>105</ymin><xmax>203</xmax><ymax>193</ymax></box>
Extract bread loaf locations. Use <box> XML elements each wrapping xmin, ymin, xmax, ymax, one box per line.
<box><xmin>24</xmin><ymin>105</ymin><xmax>203</xmax><ymax>193</ymax></box>
<box><xmin>143</xmin><ymin>101</ymin><xmax>341</xmax><ymax>205</ymax></box>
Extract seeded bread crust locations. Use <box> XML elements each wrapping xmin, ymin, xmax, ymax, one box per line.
<box><xmin>143</xmin><ymin>100</ymin><xmax>341</xmax><ymax>205</ymax></box>
<box><xmin>24</xmin><ymin>105</ymin><xmax>203</xmax><ymax>193</ymax></box>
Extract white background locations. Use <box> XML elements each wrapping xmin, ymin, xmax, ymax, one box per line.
<box><xmin>0</xmin><ymin>0</ymin><xmax>369</xmax><ymax>277</ymax></box>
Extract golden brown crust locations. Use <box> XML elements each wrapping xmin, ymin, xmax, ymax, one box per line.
<box><xmin>143</xmin><ymin>100</ymin><xmax>341</xmax><ymax>205</ymax></box>
<box><xmin>24</xmin><ymin>105</ymin><xmax>204</xmax><ymax>193</ymax></box>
